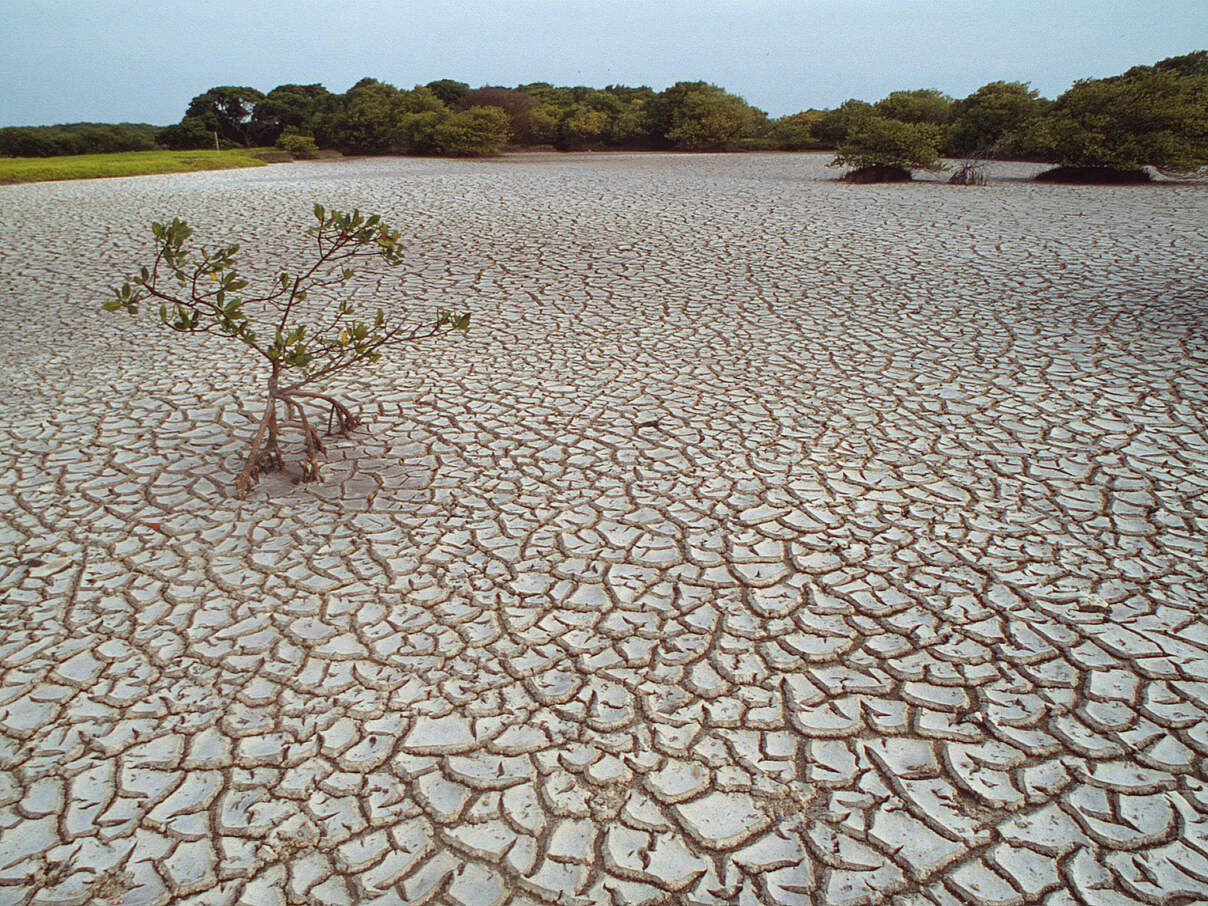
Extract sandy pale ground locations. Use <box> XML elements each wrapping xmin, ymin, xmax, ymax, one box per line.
<box><xmin>0</xmin><ymin>152</ymin><xmax>1207</xmax><ymax>905</ymax></box>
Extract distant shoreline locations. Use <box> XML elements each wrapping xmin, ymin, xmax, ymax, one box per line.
<box><xmin>0</xmin><ymin>147</ymin><xmax>283</xmax><ymax>185</ymax></box>
<box><xmin>5</xmin><ymin>147</ymin><xmax>1205</xmax><ymax>188</ymax></box>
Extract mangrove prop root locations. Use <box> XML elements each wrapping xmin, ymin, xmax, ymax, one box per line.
<box><xmin>232</xmin><ymin>387</ymin><xmax>362</xmax><ymax>498</ymax></box>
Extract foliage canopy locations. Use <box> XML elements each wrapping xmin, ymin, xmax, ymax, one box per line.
<box><xmin>652</xmin><ymin>82</ymin><xmax>765</xmax><ymax>150</ymax></box>
<box><xmin>1036</xmin><ymin>69</ymin><xmax>1208</xmax><ymax>170</ymax></box>
<box><xmin>874</xmin><ymin>89</ymin><xmax>953</xmax><ymax>126</ymax></box>
<box><xmin>432</xmin><ymin>106</ymin><xmax>512</xmax><ymax>156</ymax></box>
<box><xmin>813</xmin><ymin>100</ymin><xmax>876</xmax><ymax>146</ymax></box>
<box><xmin>945</xmin><ymin>81</ymin><xmax>1045</xmax><ymax>156</ymax></box>
<box><xmin>831</xmin><ymin>116</ymin><xmax>945</xmax><ymax>173</ymax></box>
<box><xmin>184</xmin><ymin>86</ymin><xmax>265</xmax><ymax>146</ymax></box>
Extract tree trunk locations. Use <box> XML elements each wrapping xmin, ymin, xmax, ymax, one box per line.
<box><xmin>233</xmin><ymin>364</ymin><xmax>281</xmax><ymax>498</ymax></box>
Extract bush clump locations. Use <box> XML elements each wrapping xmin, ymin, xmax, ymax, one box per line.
<box><xmin>1030</xmin><ymin>68</ymin><xmax>1208</xmax><ymax>180</ymax></box>
<box><xmin>430</xmin><ymin>106</ymin><xmax>512</xmax><ymax>156</ymax></box>
<box><xmin>275</xmin><ymin>133</ymin><xmax>321</xmax><ymax>159</ymax></box>
<box><xmin>831</xmin><ymin>115</ymin><xmax>945</xmax><ymax>181</ymax></box>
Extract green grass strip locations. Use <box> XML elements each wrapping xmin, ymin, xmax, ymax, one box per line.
<box><xmin>0</xmin><ymin>148</ymin><xmax>281</xmax><ymax>184</ymax></box>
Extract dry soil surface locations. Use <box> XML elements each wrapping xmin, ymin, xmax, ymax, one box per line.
<box><xmin>1</xmin><ymin>153</ymin><xmax>1207</xmax><ymax>906</ymax></box>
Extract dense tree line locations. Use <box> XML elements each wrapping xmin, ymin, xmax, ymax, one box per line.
<box><xmin>4</xmin><ymin>51</ymin><xmax>1205</xmax><ymax>178</ymax></box>
<box><xmin>0</xmin><ymin>122</ymin><xmax>158</xmax><ymax>157</ymax></box>
<box><xmin>151</xmin><ymin>78</ymin><xmax>770</xmax><ymax>155</ymax></box>
<box><xmin>142</xmin><ymin>49</ymin><xmax>1208</xmax><ymax>175</ymax></box>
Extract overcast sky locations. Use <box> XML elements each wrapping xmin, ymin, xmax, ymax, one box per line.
<box><xmin>1</xmin><ymin>0</ymin><xmax>1205</xmax><ymax>127</ymax></box>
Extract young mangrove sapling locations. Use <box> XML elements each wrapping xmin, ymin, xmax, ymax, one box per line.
<box><xmin>104</xmin><ymin>205</ymin><xmax>469</xmax><ymax>497</ymax></box>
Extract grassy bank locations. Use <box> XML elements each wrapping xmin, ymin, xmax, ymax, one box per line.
<box><xmin>0</xmin><ymin>148</ymin><xmax>283</xmax><ymax>184</ymax></box>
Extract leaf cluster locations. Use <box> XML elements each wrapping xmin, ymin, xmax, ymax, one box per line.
<box><xmin>430</xmin><ymin>106</ymin><xmax>512</xmax><ymax>156</ymax></box>
<box><xmin>104</xmin><ymin>205</ymin><xmax>469</xmax><ymax>385</ymax></box>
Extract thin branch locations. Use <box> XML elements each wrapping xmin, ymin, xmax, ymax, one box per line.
<box><xmin>275</xmin><ymin>226</ymin><xmax>363</xmax><ymax>332</ymax></box>
<box><xmin>288</xmin><ymin>322</ymin><xmax>445</xmax><ymax>387</ymax></box>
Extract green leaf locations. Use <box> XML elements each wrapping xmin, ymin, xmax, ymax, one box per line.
<box><xmin>314</xmin><ymin>203</ymin><xmax>325</xmax><ymax>222</ymax></box>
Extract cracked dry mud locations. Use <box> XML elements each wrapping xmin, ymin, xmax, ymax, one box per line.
<box><xmin>0</xmin><ymin>152</ymin><xmax>1206</xmax><ymax>906</ymax></box>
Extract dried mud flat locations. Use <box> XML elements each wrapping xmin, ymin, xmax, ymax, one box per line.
<box><xmin>0</xmin><ymin>152</ymin><xmax>1207</xmax><ymax>906</ymax></box>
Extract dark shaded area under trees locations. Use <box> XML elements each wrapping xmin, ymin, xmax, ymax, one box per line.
<box><xmin>4</xmin><ymin>50</ymin><xmax>1205</xmax><ymax>181</ymax></box>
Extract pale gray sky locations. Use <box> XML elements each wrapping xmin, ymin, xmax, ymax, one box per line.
<box><xmin>1</xmin><ymin>0</ymin><xmax>1205</xmax><ymax>126</ymax></box>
